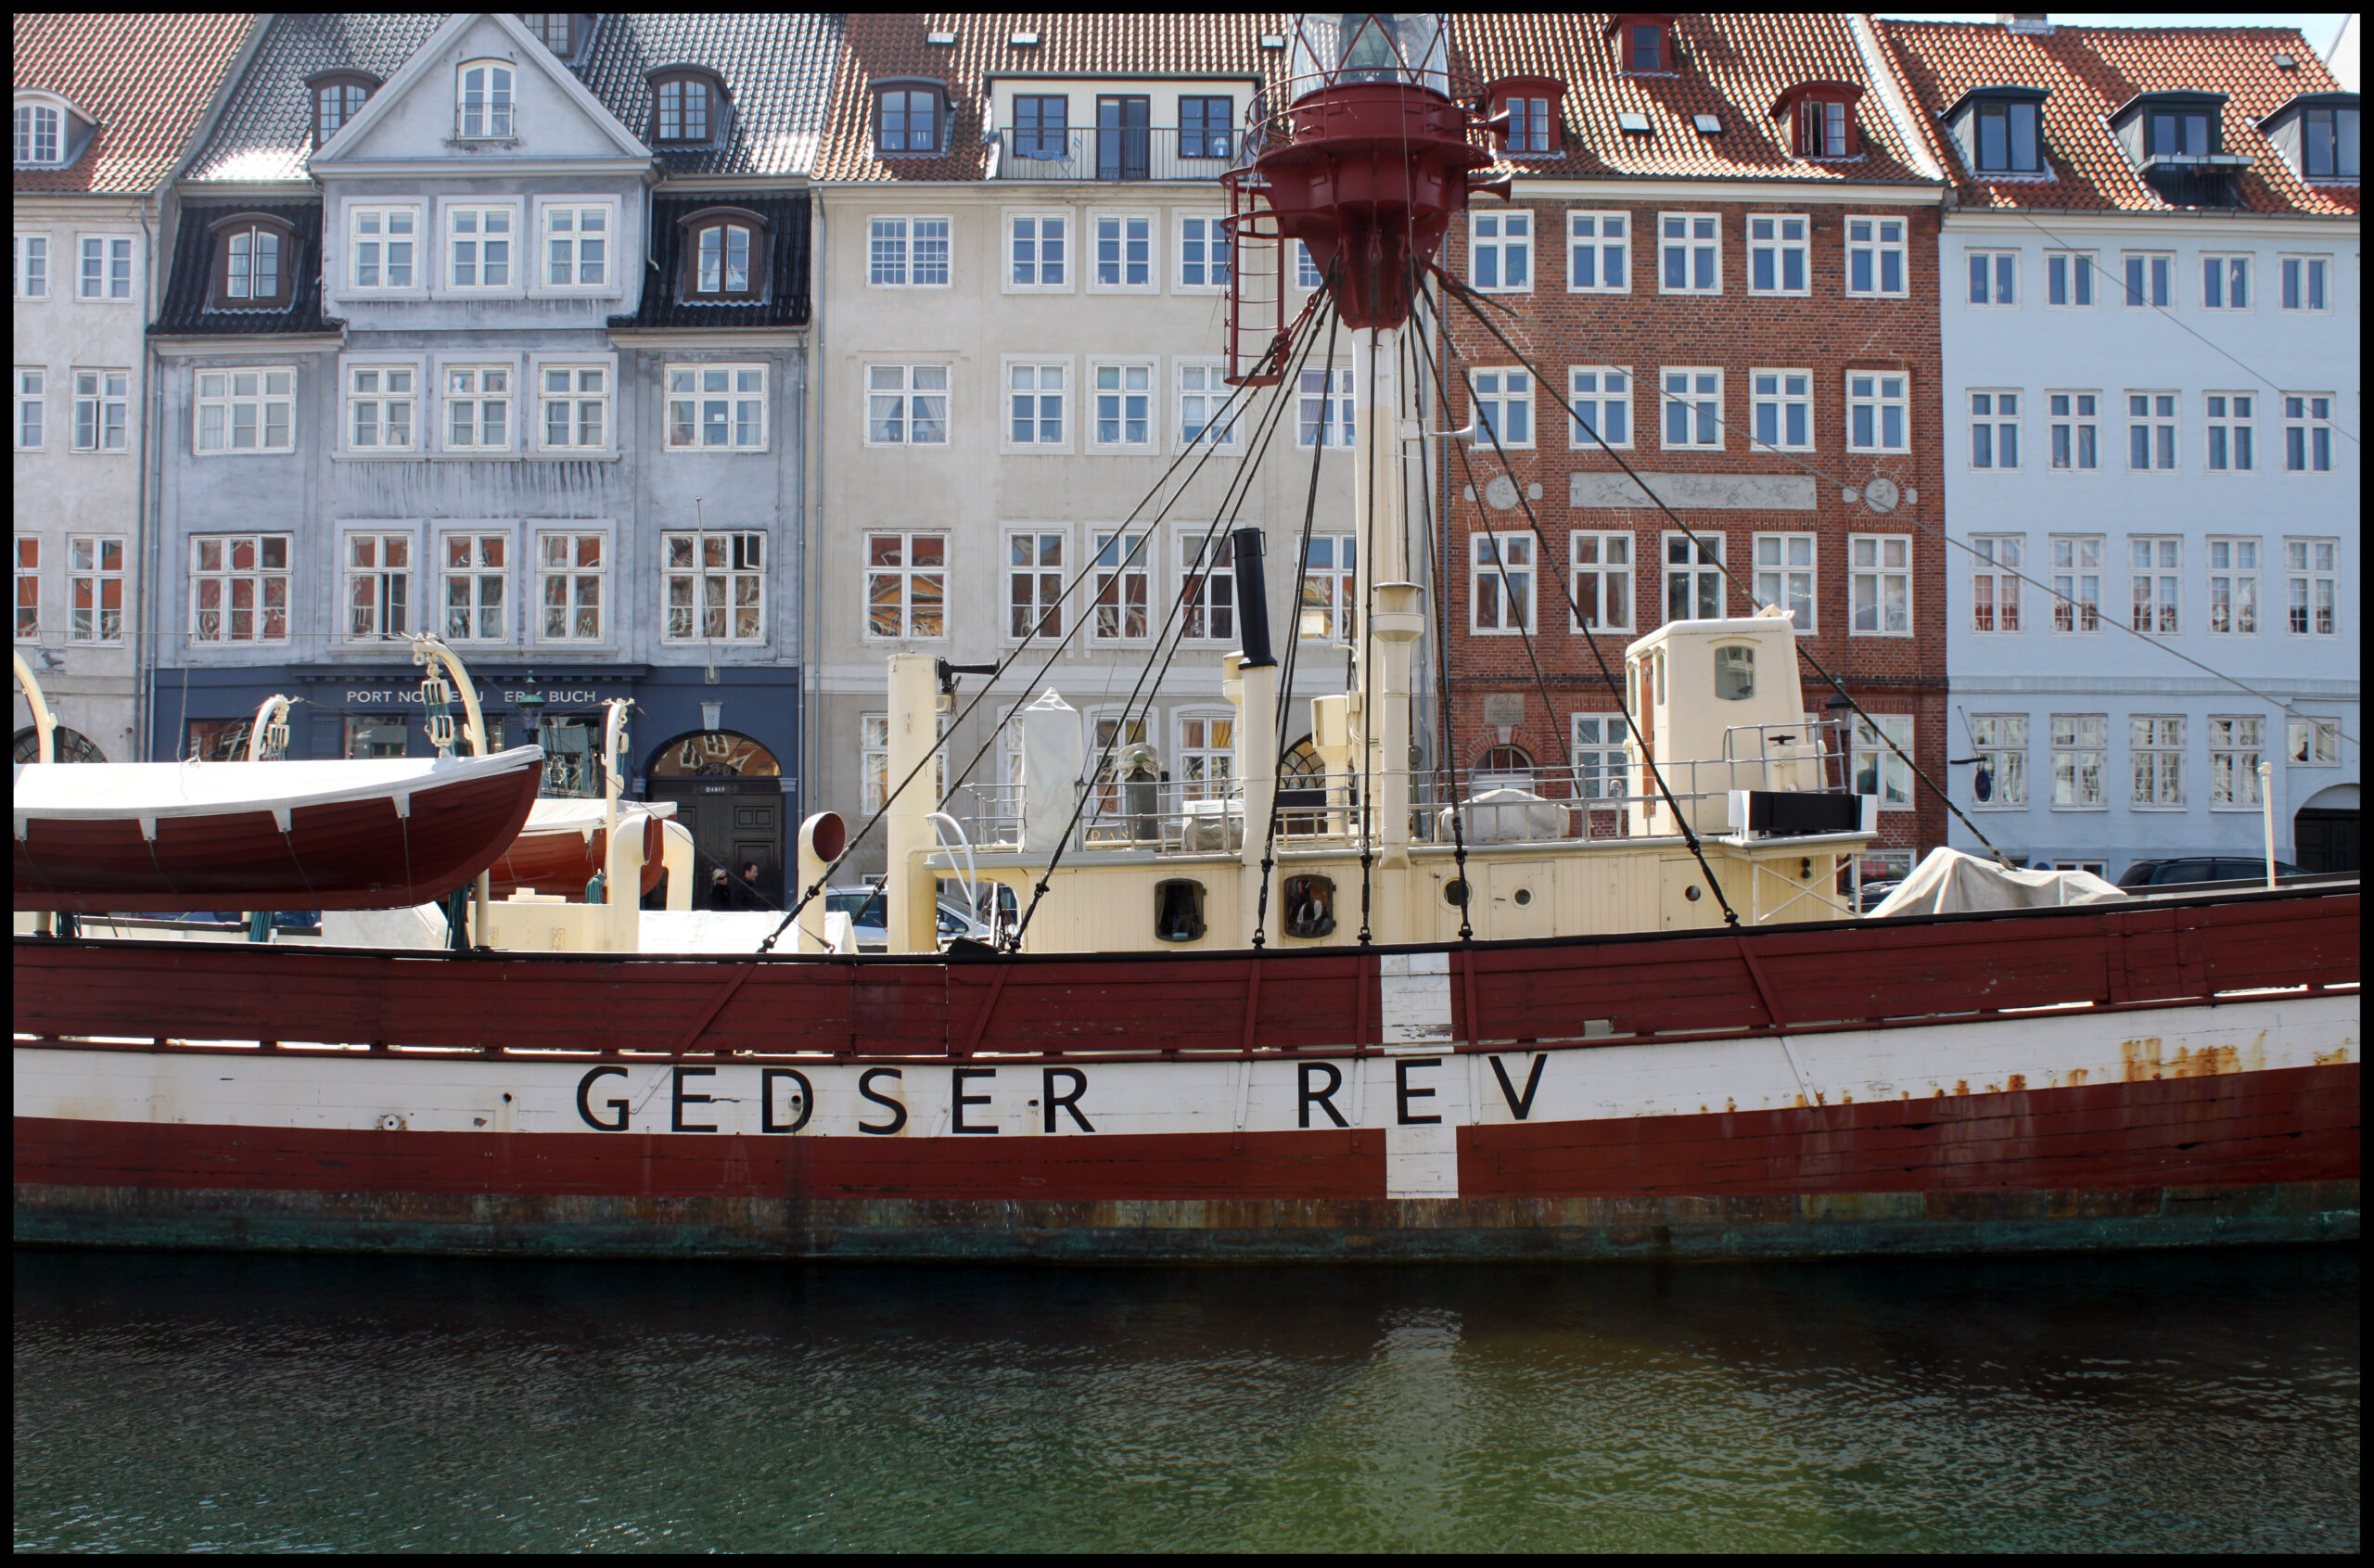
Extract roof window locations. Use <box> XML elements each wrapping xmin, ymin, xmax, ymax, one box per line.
<box><xmin>1606</xmin><ymin>14</ymin><xmax>1678</xmax><ymax>75</ymax></box>
<box><xmin>517</xmin><ymin>14</ymin><xmax>588</xmax><ymax>60</ymax></box>
<box><xmin>679</xmin><ymin>206</ymin><xmax>769</xmax><ymax>301</ymax></box>
<box><xmin>648</xmin><ymin>66</ymin><xmax>729</xmax><ymax>146</ymax></box>
<box><xmin>1943</xmin><ymin>86</ymin><xmax>2048</xmax><ymax>175</ymax></box>
<box><xmin>208</xmin><ymin>212</ymin><xmax>299</xmax><ymax>312</ymax></box>
<box><xmin>1616</xmin><ymin>111</ymin><xmax>1651</xmax><ymax>135</ymax></box>
<box><xmin>1772</xmin><ymin>82</ymin><xmax>1862</xmax><ymax>159</ymax></box>
<box><xmin>307</xmin><ymin>71</ymin><xmax>378</xmax><ymax>150</ymax></box>
<box><xmin>874</xmin><ymin>79</ymin><xmax>950</xmax><ymax>157</ymax></box>
<box><xmin>1486</xmin><ymin>76</ymin><xmax>1565</xmax><ymax>155</ymax></box>
<box><xmin>2258</xmin><ymin>92</ymin><xmax>2359</xmax><ymax>182</ymax></box>
<box><xmin>2112</xmin><ymin>92</ymin><xmax>2250</xmax><ymax>206</ymax></box>
<box><xmin>14</xmin><ymin>94</ymin><xmax>91</xmax><ymax>170</ymax></box>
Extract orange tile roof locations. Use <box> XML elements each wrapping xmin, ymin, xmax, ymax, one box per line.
<box><xmin>1875</xmin><ymin>19</ymin><xmax>2359</xmax><ymax>217</ymax></box>
<box><xmin>13</xmin><ymin>12</ymin><xmax>257</xmax><ymax>196</ymax></box>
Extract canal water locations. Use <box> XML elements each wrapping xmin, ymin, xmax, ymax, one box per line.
<box><xmin>14</xmin><ymin>1246</ymin><xmax>2357</xmax><ymax>1552</ymax></box>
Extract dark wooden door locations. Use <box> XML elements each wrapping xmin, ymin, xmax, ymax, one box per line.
<box><xmin>650</xmin><ymin>781</ymin><xmax>785</xmax><ymax>908</ymax></box>
<box><xmin>2294</xmin><ymin>809</ymin><xmax>2359</xmax><ymax>873</ymax></box>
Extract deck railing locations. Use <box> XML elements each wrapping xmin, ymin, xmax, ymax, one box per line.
<box><xmin>992</xmin><ymin>126</ymin><xmax>1247</xmax><ymax>182</ymax></box>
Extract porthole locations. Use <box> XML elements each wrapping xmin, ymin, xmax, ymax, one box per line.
<box><xmin>1443</xmin><ymin>878</ymin><xmax>1471</xmax><ymax>908</ymax></box>
<box><xmin>1684</xmin><ymin>885</ymin><xmax>1702</xmax><ymax>902</ymax></box>
<box><xmin>1282</xmin><ymin>874</ymin><xmax>1336</xmax><ymax>939</ymax></box>
<box><xmin>1512</xmin><ymin>887</ymin><xmax>1533</xmax><ymax>906</ymax></box>
<box><xmin>1155</xmin><ymin>878</ymin><xmax>1206</xmax><ymax>943</ymax></box>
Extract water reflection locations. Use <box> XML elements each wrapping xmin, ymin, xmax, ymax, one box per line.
<box><xmin>13</xmin><ymin>1248</ymin><xmax>2358</xmax><ymax>1553</ymax></box>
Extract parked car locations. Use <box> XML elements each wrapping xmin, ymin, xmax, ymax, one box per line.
<box><xmin>2116</xmin><ymin>856</ymin><xmax>2303</xmax><ymax>889</ymax></box>
<box><xmin>823</xmin><ymin>886</ymin><xmax>990</xmax><ymax>952</ymax></box>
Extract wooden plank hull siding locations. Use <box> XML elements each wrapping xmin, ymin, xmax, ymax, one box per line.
<box><xmin>11</xmin><ymin>888</ymin><xmax>2358</xmax><ymax>1261</ymax></box>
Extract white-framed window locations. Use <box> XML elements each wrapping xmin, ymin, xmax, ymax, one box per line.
<box><xmin>1660</xmin><ymin>367</ymin><xmax>1721</xmax><ymax>449</ymax></box>
<box><xmin>864</xmin><ymin>531</ymin><xmax>947</xmax><ymax>640</ymax></box>
<box><xmin>534</xmin><ymin>363</ymin><xmax>608</xmax><ymax>453</ymax></box>
<box><xmin>16</xmin><ymin>101</ymin><xmax>62</xmax><ymax>166</ymax></box>
<box><xmin>2204</xmin><ymin>392</ymin><xmax>2255</xmax><ymax>472</ymax></box>
<box><xmin>2121</xmin><ymin>251</ymin><xmax>2173</xmax><ymax>309</ymax></box>
<box><xmin>864</xmin><ymin>363</ymin><xmax>947</xmax><ymax>447</ymax></box>
<box><xmin>1570</xmin><ymin>530</ymin><xmax>1631</xmax><ymax>634</ymax></box>
<box><xmin>65</xmin><ymin>535</ymin><xmax>123</xmax><ymax>645</ymax></box>
<box><xmin>1570</xmin><ymin>713</ymin><xmax>1631</xmax><ymax>800</ymax></box>
<box><xmin>1177</xmin><ymin>361</ymin><xmax>1237</xmax><ymax>449</ymax></box>
<box><xmin>1971</xmin><ymin>534</ymin><xmax>2023</xmax><ymax>633</ymax></box>
<box><xmin>1844</xmin><ymin>216</ymin><xmax>1905</xmax><ymax>297</ymax></box>
<box><xmin>2045</xmin><ymin>249</ymin><xmax>2095</xmax><ymax>307</ymax></box>
<box><xmin>1968</xmin><ymin>389</ymin><xmax>2019</xmax><ymax>469</ymax></box>
<box><xmin>535</xmin><ymin>199</ymin><xmax>613</xmax><ymax>292</ymax></box>
<box><xmin>1177</xmin><ymin>533</ymin><xmax>1235</xmax><ymax>642</ymax></box>
<box><xmin>1966</xmin><ymin>249</ymin><xmax>2017</xmax><ymax>306</ymax></box>
<box><xmin>1566</xmin><ymin>211</ymin><xmax>1628</xmax><ymax>292</ymax></box>
<box><xmin>188</xmin><ymin>534</ymin><xmax>290</xmax><ymax>643</ymax></box>
<box><xmin>2201</xmin><ymin>253</ymin><xmax>2250</xmax><ymax>312</ymax></box>
<box><xmin>2283</xmin><ymin>393</ymin><xmax>2334</xmax><ymax>473</ymax></box>
<box><xmin>2126</xmin><ymin>392</ymin><xmax>2176</xmax><ymax>471</ymax></box>
<box><xmin>1850</xmin><ymin>535</ymin><xmax>1910</xmax><ymax>635</ymax></box>
<box><xmin>1747</xmin><ymin>214</ymin><xmax>1808</xmax><ymax>295</ymax></box>
<box><xmin>869</xmin><ymin>215</ymin><xmax>951</xmax><ymax>287</ymax></box>
<box><xmin>1090</xmin><ymin>530</ymin><xmax>1151</xmax><ymax>642</ymax></box>
<box><xmin>1663</xmin><ymin>532</ymin><xmax>1724</xmax><ymax>622</ymax></box>
<box><xmin>13</xmin><ymin>537</ymin><xmax>35</xmax><ymax>641</ymax></box>
<box><xmin>2127</xmin><ymin>536</ymin><xmax>2179</xmax><ymax>634</ymax></box>
<box><xmin>663</xmin><ymin>530</ymin><xmax>765</xmax><ymax>644</ymax></box>
<box><xmin>2278</xmin><ymin>254</ymin><xmax>2329</xmax><ymax>312</ymax></box>
<box><xmin>15</xmin><ymin>234</ymin><xmax>49</xmax><ymax>299</ymax></box>
<box><xmin>70</xmin><ymin>369</ymin><xmax>128</xmax><ymax>453</ymax></box>
<box><xmin>534</xmin><ymin>529</ymin><xmax>606</xmax><ymax>644</ymax></box>
<box><xmin>1177</xmin><ymin>214</ymin><xmax>1230</xmax><ymax>290</ymax></box>
<box><xmin>669</xmin><ymin>363</ymin><xmax>769</xmax><ymax>452</ymax></box>
<box><xmin>1176</xmin><ymin>712</ymin><xmax>1235</xmax><ymax>802</ymax></box>
<box><xmin>1845</xmin><ymin>371</ymin><xmax>1907</xmax><ymax>452</ymax></box>
<box><xmin>443</xmin><ymin>203</ymin><xmax>518</xmax><ymax>291</ymax></box>
<box><xmin>1754</xmin><ymin>533</ymin><xmax>1816</xmax><ymax>631</ymax></box>
<box><xmin>1471</xmin><ymin>531</ymin><xmax>1535</xmax><ymax>633</ymax></box>
<box><xmin>1294</xmin><ymin>241</ymin><xmax>1322</xmax><ymax>291</ymax></box>
<box><xmin>77</xmin><ymin>236</ymin><xmax>132</xmax><ymax>300</ymax></box>
<box><xmin>441</xmin><ymin>364</ymin><xmax>513</xmax><ymax>453</ymax></box>
<box><xmin>345</xmin><ymin>363</ymin><xmax>418</xmax><ymax>453</ymax></box>
<box><xmin>1300</xmin><ymin>534</ymin><xmax>1356</xmax><ymax>641</ymax></box>
<box><xmin>1297</xmin><ymin>368</ymin><xmax>1353</xmax><ymax>448</ymax></box>
<box><xmin>194</xmin><ymin>367</ymin><xmax>295</xmax><ymax>454</ymax></box>
<box><xmin>860</xmin><ymin>712</ymin><xmax>950</xmax><ymax>816</ymax></box>
<box><xmin>2207</xmin><ymin>716</ymin><xmax>2264</xmax><ymax>809</ymax></box>
<box><xmin>2288</xmin><ymin>717</ymin><xmax>2341</xmax><ymax>767</ymax></box>
<box><xmin>1970</xmin><ymin>714</ymin><xmax>2026</xmax><ymax>808</ymax></box>
<box><xmin>1007</xmin><ymin>212</ymin><xmax>1069</xmax><ymax>290</ymax></box>
<box><xmin>1090</xmin><ymin>360</ymin><xmax>1155</xmax><ymax>451</ymax></box>
<box><xmin>2049</xmin><ymin>535</ymin><xmax>2103</xmax><ymax>632</ymax></box>
<box><xmin>1567</xmin><ymin>366</ymin><xmax>1630</xmax><ymax>449</ymax></box>
<box><xmin>456</xmin><ymin>59</ymin><xmax>515</xmax><ymax>138</ymax></box>
<box><xmin>1470</xmin><ymin>368</ymin><xmax>1532</xmax><ymax>449</ymax></box>
<box><xmin>2206</xmin><ymin>537</ymin><xmax>2260</xmax><ymax>635</ymax></box>
<box><xmin>2049</xmin><ymin>391</ymin><xmax>2099</xmax><ymax>470</ymax></box>
<box><xmin>1091</xmin><ymin>213</ymin><xmax>1155</xmax><ymax>291</ymax></box>
<box><xmin>1751</xmin><ymin>369</ymin><xmax>1812</xmax><ymax>452</ymax></box>
<box><xmin>1853</xmin><ymin>715</ymin><xmax>1913</xmax><ymax>812</ymax></box>
<box><xmin>1004</xmin><ymin>360</ymin><xmax>1067</xmax><ymax>450</ymax></box>
<box><xmin>2049</xmin><ymin>714</ymin><xmax>2107</xmax><ymax>809</ymax></box>
<box><xmin>1658</xmin><ymin>211</ymin><xmax>1717</xmax><ymax>293</ymax></box>
<box><xmin>1006</xmin><ymin>529</ymin><xmax>1066</xmax><ymax>642</ymax></box>
<box><xmin>342</xmin><ymin>529</ymin><xmax>415</xmax><ymax>642</ymax></box>
<box><xmin>348</xmin><ymin>205</ymin><xmax>423</xmax><ymax>291</ymax></box>
<box><xmin>2130</xmin><ymin>715</ymin><xmax>2185</xmax><ymax>809</ymax></box>
<box><xmin>438</xmin><ymin>529</ymin><xmax>509</xmax><ymax>643</ymax></box>
<box><xmin>1472</xmin><ymin>210</ymin><xmax>1532</xmax><ymax>291</ymax></box>
<box><xmin>15</xmin><ymin>368</ymin><xmax>43</xmax><ymax>450</ymax></box>
<box><xmin>2284</xmin><ymin>538</ymin><xmax>2337</xmax><ymax>637</ymax></box>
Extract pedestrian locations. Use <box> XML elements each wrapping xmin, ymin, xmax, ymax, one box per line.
<box><xmin>740</xmin><ymin>860</ymin><xmax>768</xmax><ymax>909</ymax></box>
<box><xmin>708</xmin><ymin>868</ymin><xmax>734</xmax><ymax>910</ymax></box>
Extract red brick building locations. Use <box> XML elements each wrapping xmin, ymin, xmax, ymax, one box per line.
<box><xmin>1431</xmin><ymin>13</ymin><xmax>1951</xmax><ymax>870</ymax></box>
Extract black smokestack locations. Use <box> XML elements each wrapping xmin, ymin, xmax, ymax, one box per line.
<box><xmin>1232</xmin><ymin>527</ymin><xmax>1276</xmax><ymax>669</ymax></box>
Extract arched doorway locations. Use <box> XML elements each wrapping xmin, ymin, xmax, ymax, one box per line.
<box><xmin>645</xmin><ymin>730</ymin><xmax>786</xmax><ymax>909</ymax></box>
<box><xmin>2294</xmin><ymin>783</ymin><xmax>2359</xmax><ymax>873</ymax></box>
<box><xmin>12</xmin><ymin>724</ymin><xmax>107</xmax><ymax>764</ymax></box>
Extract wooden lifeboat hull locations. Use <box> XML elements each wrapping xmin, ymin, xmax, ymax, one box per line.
<box><xmin>488</xmin><ymin>802</ymin><xmax>673</xmax><ymax>900</ymax></box>
<box><xmin>11</xmin><ymin>748</ymin><xmax>542</xmax><ymax>913</ymax></box>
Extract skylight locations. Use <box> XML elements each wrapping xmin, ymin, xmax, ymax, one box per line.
<box><xmin>1617</xmin><ymin>111</ymin><xmax>1652</xmax><ymax>134</ymax></box>
<box><xmin>1692</xmin><ymin>114</ymin><xmax>1722</xmax><ymax>134</ymax></box>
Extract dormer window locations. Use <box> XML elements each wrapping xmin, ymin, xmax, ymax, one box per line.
<box><xmin>209</xmin><ymin>213</ymin><xmax>298</xmax><ymax>311</ymax></box>
<box><xmin>649</xmin><ymin>67</ymin><xmax>728</xmax><ymax>145</ymax></box>
<box><xmin>1607</xmin><ymin>14</ymin><xmax>1678</xmax><ymax>75</ymax></box>
<box><xmin>308</xmin><ymin>72</ymin><xmax>377</xmax><ymax>149</ymax></box>
<box><xmin>681</xmin><ymin>207</ymin><xmax>768</xmax><ymax>301</ymax></box>
<box><xmin>1487</xmin><ymin>76</ymin><xmax>1565</xmax><ymax>155</ymax></box>
<box><xmin>2112</xmin><ymin>93</ymin><xmax>2245</xmax><ymax>206</ymax></box>
<box><xmin>457</xmin><ymin>60</ymin><xmax>516</xmax><ymax>141</ymax></box>
<box><xmin>2146</xmin><ymin>103</ymin><xmax>2217</xmax><ymax>159</ymax></box>
<box><xmin>15</xmin><ymin>100</ymin><xmax>62</xmax><ymax>166</ymax></box>
<box><xmin>874</xmin><ymin>80</ymin><xmax>948</xmax><ymax>156</ymax></box>
<box><xmin>2257</xmin><ymin>93</ymin><xmax>2359</xmax><ymax>182</ymax></box>
<box><xmin>518</xmin><ymin>14</ymin><xmax>581</xmax><ymax>57</ymax></box>
<box><xmin>1774</xmin><ymin>83</ymin><xmax>1863</xmax><ymax>159</ymax></box>
<box><xmin>1945</xmin><ymin>87</ymin><xmax>2049</xmax><ymax>174</ymax></box>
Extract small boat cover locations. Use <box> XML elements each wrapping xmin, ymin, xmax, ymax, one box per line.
<box><xmin>13</xmin><ymin>748</ymin><xmax>537</xmax><ymax>823</ymax></box>
<box><xmin>1870</xmin><ymin>847</ymin><xmax>2126</xmax><ymax>918</ymax></box>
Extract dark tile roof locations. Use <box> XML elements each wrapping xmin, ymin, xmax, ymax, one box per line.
<box><xmin>814</xmin><ymin>12</ymin><xmax>1291</xmax><ymax>183</ymax></box>
<box><xmin>610</xmin><ymin>193</ymin><xmax>811</xmax><ymax>330</ymax></box>
<box><xmin>182</xmin><ymin>13</ymin><xmax>445</xmax><ymax>186</ymax></box>
<box><xmin>579</xmin><ymin>14</ymin><xmax>843</xmax><ymax>179</ymax></box>
<box><xmin>13</xmin><ymin>13</ymin><xmax>258</xmax><ymax>195</ymax></box>
<box><xmin>1876</xmin><ymin>20</ymin><xmax>2358</xmax><ymax>216</ymax></box>
<box><xmin>150</xmin><ymin>202</ymin><xmax>338</xmax><ymax>338</ymax></box>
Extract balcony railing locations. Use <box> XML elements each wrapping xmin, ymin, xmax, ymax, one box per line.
<box><xmin>992</xmin><ymin>125</ymin><xmax>1246</xmax><ymax>182</ymax></box>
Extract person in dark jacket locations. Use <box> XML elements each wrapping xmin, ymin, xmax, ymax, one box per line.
<box><xmin>708</xmin><ymin>868</ymin><xmax>734</xmax><ymax>910</ymax></box>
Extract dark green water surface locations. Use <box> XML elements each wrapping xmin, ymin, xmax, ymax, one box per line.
<box><xmin>12</xmin><ymin>1246</ymin><xmax>2359</xmax><ymax>1552</ymax></box>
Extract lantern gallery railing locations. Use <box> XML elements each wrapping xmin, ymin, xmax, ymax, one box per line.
<box><xmin>991</xmin><ymin>126</ymin><xmax>1248</xmax><ymax>182</ymax></box>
